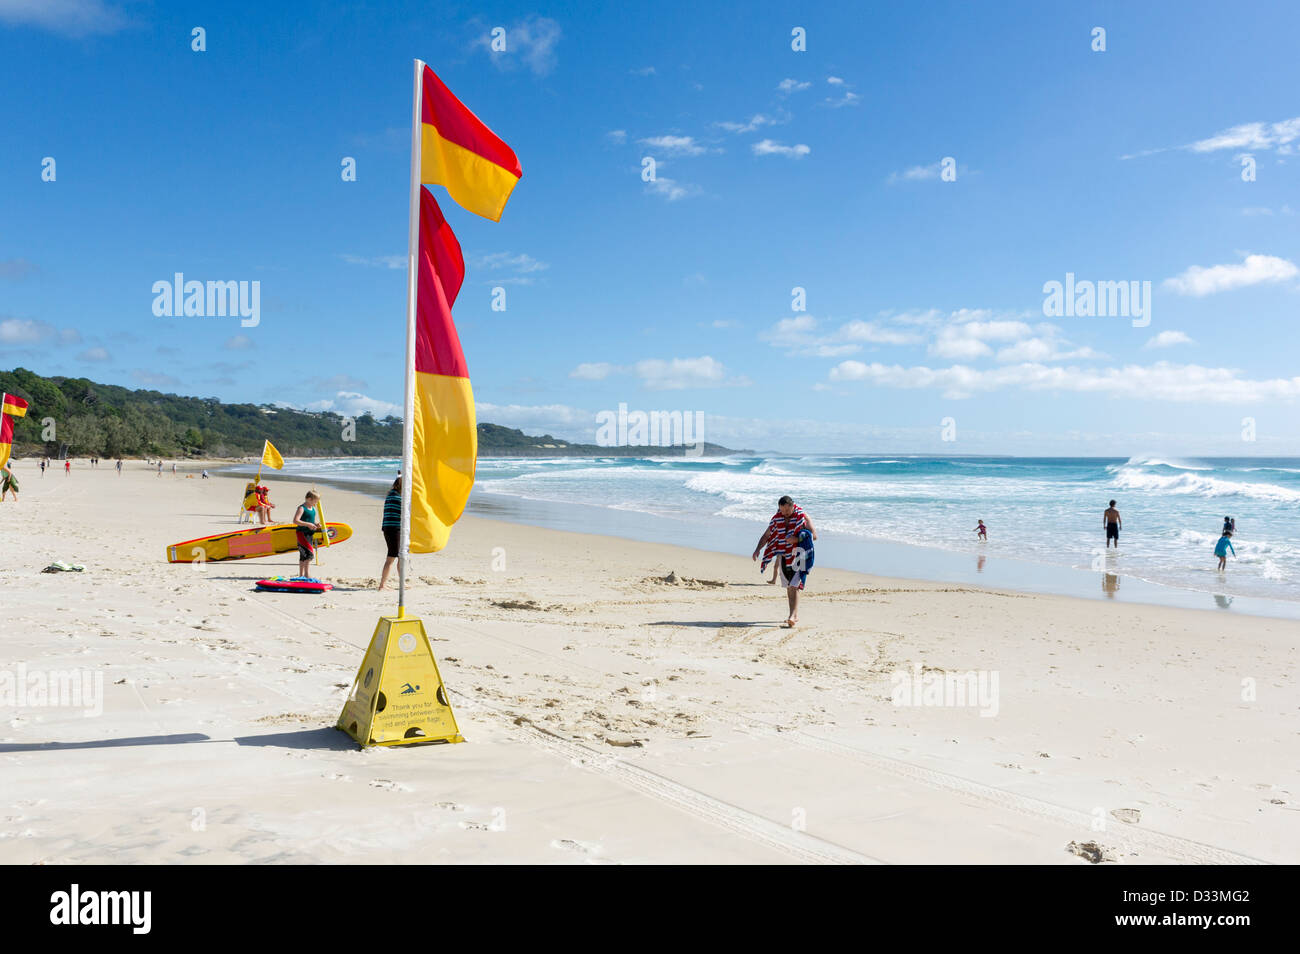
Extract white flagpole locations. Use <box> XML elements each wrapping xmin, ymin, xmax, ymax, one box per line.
<box><xmin>398</xmin><ymin>58</ymin><xmax>424</xmax><ymax>619</ymax></box>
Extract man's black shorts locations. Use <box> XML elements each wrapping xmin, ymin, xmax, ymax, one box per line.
<box><xmin>1106</xmin><ymin>523</ymin><xmax>1119</xmax><ymax>541</ymax></box>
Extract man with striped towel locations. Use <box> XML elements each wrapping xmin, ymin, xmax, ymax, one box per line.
<box><xmin>752</xmin><ymin>495</ymin><xmax>817</xmax><ymax>579</ymax></box>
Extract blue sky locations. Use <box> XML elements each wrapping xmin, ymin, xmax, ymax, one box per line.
<box><xmin>1</xmin><ymin>0</ymin><xmax>1298</xmax><ymax>455</ymax></box>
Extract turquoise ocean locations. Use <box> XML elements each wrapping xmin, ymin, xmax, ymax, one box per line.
<box><xmin>256</xmin><ymin>455</ymin><xmax>1300</xmax><ymax>617</ymax></box>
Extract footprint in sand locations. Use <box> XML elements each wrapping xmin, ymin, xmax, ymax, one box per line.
<box><xmin>369</xmin><ymin>779</ymin><xmax>412</xmax><ymax>792</ymax></box>
<box><xmin>323</xmin><ymin>773</ymin><xmax>352</xmax><ymax>782</ymax></box>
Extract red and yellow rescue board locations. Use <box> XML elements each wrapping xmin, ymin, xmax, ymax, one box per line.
<box><xmin>166</xmin><ymin>522</ymin><xmax>352</xmax><ymax>564</ymax></box>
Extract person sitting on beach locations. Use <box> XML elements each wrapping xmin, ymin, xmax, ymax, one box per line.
<box><xmin>1104</xmin><ymin>500</ymin><xmax>1121</xmax><ymax>548</ymax></box>
<box><xmin>255</xmin><ymin>484</ymin><xmax>275</xmax><ymax>524</ymax></box>
<box><xmin>293</xmin><ymin>491</ymin><xmax>324</xmax><ymax>577</ymax></box>
<box><xmin>0</xmin><ymin>463</ymin><xmax>18</xmax><ymax>502</ymax></box>
<box><xmin>1215</xmin><ymin>531</ymin><xmax>1235</xmax><ymax>571</ymax></box>
<box><xmin>753</xmin><ymin>496</ymin><xmax>816</xmax><ymax>584</ymax></box>
<box><xmin>778</xmin><ymin>527</ymin><xmax>815</xmax><ymax>628</ymax></box>
<box><xmin>974</xmin><ymin>519</ymin><xmax>987</xmax><ymax>541</ymax></box>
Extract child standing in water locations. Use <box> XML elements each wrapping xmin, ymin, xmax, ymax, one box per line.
<box><xmin>293</xmin><ymin>491</ymin><xmax>323</xmax><ymax>577</ymax></box>
<box><xmin>974</xmin><ymin>520</ymin><xmax>987</xmax><ymax>541</ymax></box>
<box><xmin>1215</xmin><ymin>531</ymin><xmax>1235</xmax><ymax>571</ymax></box>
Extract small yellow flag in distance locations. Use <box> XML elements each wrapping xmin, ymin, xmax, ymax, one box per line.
<box><xmin>262</xmin><ymin>439</ymin><xmax>284</xmax><ymax>470</ymax></box>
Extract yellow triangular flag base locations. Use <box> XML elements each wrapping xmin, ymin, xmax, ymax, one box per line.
<box><xmin>336</xmin><ymin>615</ymin><xmax>465</xmax><ymax>747</ymax></box>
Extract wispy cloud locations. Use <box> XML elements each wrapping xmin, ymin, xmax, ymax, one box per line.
<box><xmin>1123</xmin><ymin>115</ymin><xmax>1300</xmax><ymax>160</ymax></box>
<box><xmin>224</xmin><ymin>335</ymin><xmax>254</xmax><ymax>351</ymax></box>
<box><xmin>1163</xmin><ymin>253</ymin><xmax>1298</xmax><ymax>296</ymax></box>
<box><xmin>304</xmin><ymin>391</ymin><xmax>402</xmax><ymax>418</ymax></box>
<box><xmin>472</xmin><ymin>15</ymin><xmax>561</xmax><ymax>77</ymax></box>
<box><xmin>635</xmin><ymin>356</ymin><xmax>748</xmax><ymax>390</ymax></box>
<box><xmin>639</xmin><ymin>134</ymin><xmax>710</xmax><ymax>156</ymax></box>
<box><xmin>713</xmin><ymin>112</ymin><xmax>787</xmax><ymax>134</ymax></box>
<box><xmin>605</xmin><ymin>129</ymin><xmax>627</xmax><ymax>145</ymax></box>
<box><xmin>644</xmin><ymin>176</ymin><xmax>701</xmax><ymax>201</ymax></box>
<box><xmin>777</xmin><ymin>78</ymin><xmax>811</xmax><ymax>94</ymax></box>
<box><xmin>829</xmin><ymin>360</ymin><xmax>1300</xmax><ymax>404</ymax></box>
<box><xmin>340</xmin><ymin>253</ymin><xmax>404</xmax><ymax>270</ymax></box>
<box><xmin>131</xmin><ymin>369</ymin><xmax>181</xmax><ymax>390</ymax></box>
<box><xmin>76</xmin><ymin>346</ymin><xmax>110</xmax><ymax>362</ymax></box>
<box><xmin>1144</xmin><ymin>330</ymin><xmax>1194</xmax><ymax>349</ymax></box>
<box><xmin>762</xmin><ymin>315</ymin><xmax>920</xmax><ymax>356</ymax></box>
<box><xmin>629</xmin><ymin>66</ymin><xmax>655</xmax><ymax>76</ymax></box>
<box><xmin>752</xmin><ymin>139</ymin><xmax>809</xmax><ymax>159</ymax></box>
<box><xmin>0</xmin><ymin>0</ymin><xmax>128</xmax><ymax>37</ymax></box>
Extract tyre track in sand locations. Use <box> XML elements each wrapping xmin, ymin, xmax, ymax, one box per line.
<box><xmin>215</xmin><ymin>578</ymin><xmax>1267</xmax><ymax>865</ymax></box>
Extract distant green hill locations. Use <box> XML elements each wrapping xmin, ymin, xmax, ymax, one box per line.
<box><xmin>0</xmin><ymin>368</ymin><xmax>745</xmax><ymax>459</ymax></box>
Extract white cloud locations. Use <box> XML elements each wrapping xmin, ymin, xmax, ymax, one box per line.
<box><xmin>777</xmin><ymin>78</ymin><xmax>811</xmax><ymax>93</ymax></box>
<box><xmin>634</xmin><ymin>356</ymin><xmax>746</xmax><ymax>390</ymax></box>
<box><xmin>826</xmin><ymin>76</ymin><xmax>845</xmax><ymax>86</ymax></box>
<box><xmin>131</xmin><ymin>369</ymin><xmax>180</xmax><ymax>390</ymax></box>
<box><xmin>1188</xmin><ymin>116</ymin><xmax>1300</xmax><ymax>153</ymax></box>
<box><xmin>474</xmin><ymin>401</ymin><xmax>592</xmax><ymax>436</ymax></box>
<box><xmin>714</xmin><ymin>113</ymin><xmax>785</xmax><ymax>134</ymax></box>
<box><xmin>306</xmin><ymin>391</ymin><xmax>402</xmax><ymax>419</ymax></box>
<box><xmin>0</xmin><ymin>318</ymin><xmax>52</xmax><ymax>344</ymax></box>
<box><xmin>929</xmin><ymin>319</ymin><xmax>1032</xmax><ymax>359</ymax></box>
<box><xmin>888</xmin><ymin>162</ymin><xmax>946</xmax><ymax>183</ymax></box>
<box><xmin>752</xmin><ymin>139</ymin><xmax>810</xmax><ymax>159</ymax></box>
<box><xmin>829</xmin><ymin>360</ymin><xmax>1300</xmax><ymax>403</ymax></box>
<box><xmin>340</xmin><ymin>253</ymin><xmax>404</xmax><ymax>270</ymax></box>
<box><xmin>224</xmin><ymin>335</ymin><xmax>254</xmax><ymax>350</ymax></box>
<box><xmin>1163</xmin><ymin>253</ymin><xmax>1298</xmax><ymax>296</ymax></box>
<box><xmin>471</xmin><ymin>252</ymin><xmax>548</xmax><ymax>274</ymax></box>
<box><xmin>605</xmin><ymin>129</ymin><xmax>627</xmax><ymax>144</ymax></box>
<box><xmin>762</xmin><ymin>315</ymin><xmax>920</xmax><ymax>356</ymax></box>
<box><xmin>570</xmin><ymin>362</ymin><xmax>619</xmax><ymax>381</ymax></box>
<box><xmin>644</xmin><ymin>177</ymin><xmax>700</xmax><ymax>201</ymax></box>
<box><xmin>76</xmin><ymin>346</ymin><xmax>110</xmax><ymax>362</ymax></box>
<box><xmin>1144</xmin><ymin>330</ymin><xmax>1194</xmax><ymax>349</ymax></box>
<box><xmin>825</xmin><ymin>90</ymin><xmax>860</xmax><ymax>108</ymax></box>
<box><xmin>639</xmin><ymin>134</ymin><xmax>709</xmax><ymax>156</ymax></box>
<box><xmin>0</xmin><ymin>0</ymin><xmax>127</xmax><ymax>36</ymax></box>
<box><xmin>473</xmin><ymin>15</ymin><xmax>561</xmax><ymax>76</ymax></box>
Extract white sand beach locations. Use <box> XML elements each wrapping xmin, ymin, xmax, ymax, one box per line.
<box><xmin>1</xmin><ymin>459</ymin><xmax>1295</xmax><ymax>864</ymax></box>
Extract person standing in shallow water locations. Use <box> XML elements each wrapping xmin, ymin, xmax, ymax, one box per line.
<box><xmin>1104</xmin><ymin>499</ymin><xmax>1121</xmax><ymax>548</ymax></box>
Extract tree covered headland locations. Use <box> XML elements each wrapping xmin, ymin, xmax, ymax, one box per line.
<box><xmin>0</xmin><ymin>368</ymin><xmax>745</xmax><ymax>458</ymax></box>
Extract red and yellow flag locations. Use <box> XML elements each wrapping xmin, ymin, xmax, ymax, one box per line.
<box><xmin>0</xmin><ymin>393</ymin><xmax>30</xmax><ymax>471</ymax></box>
<box><xmin>409</xmin><ymin>187</ymin><xmax>475</xmax><ymax>553</ymax></box>
<box><xmin>420</xmin><ymin>64</ymin><xmax>522</xmax><ymax>222</ymax></box>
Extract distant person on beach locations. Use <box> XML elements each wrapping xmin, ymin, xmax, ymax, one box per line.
<box><xmin>39</xmin><ymin>459</ymin><xmax>45</xmax><ymax>476</ymax></box>
<box><xmin>157</xmin><ymin>461</ymin><xmax>163</xmax><ymax>477</ymax></box>
<box><xmin>379</xmin><ymin>477</ymin><xmax>402</xmax><ymax>591</ymax></box>
<box><xmin>974</xmin><ymin>519</ymin><xmax>987</xmax><ymax>541</ymax></box>
<box><xmin>293</xmin><ymin>491</ymin><xmax>324</xmax><ymax>577</ymax></box>
<box><xmin>171</xmin><ymin>462</ymin><xmax>177</xmax><ymax>477</ymax></box>
<box><xmin>116</xmin><ymin>459</ymin><xmax>122</xmax><ymax>474</ymax></box>
<box><xmin>64</xmin><ymin>459</ymin><xmax>70</xmax><ymax>476</ymax></box>
<box><xmin>1215</xmin><ymin>532</ymin><xmax>1235</xmax><ymax>571</ymax></box>
<box><xmin>0</xmin><ymin>464</ymin><xmax>18</xmax><ymax>502</ymax></box>
<box><xmin>753</xmin><ymin>496</ymin><xmax>816</xmax><ymax>585</ymax></box>
<box><xmin>256</xmin><ymin>484</ymin><xmax>275</xmax><ymax>523</ymax></box>
<box><xmin>1222</xmin><ymin>516</ymin><xmax>1236</xmax><ymax>536</ymax></box>
<box><xmin>1104</xmin><ymin>500</ymin><xmax>1121</xmax><ymax>548</ymax></box>
<box><xmin>776</xmin><ymin>526</ymin><xmax>815</xmax><ymax>628</ymax></box>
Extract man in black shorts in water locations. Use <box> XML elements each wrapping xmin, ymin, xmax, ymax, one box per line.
<box><xmin>1104</xmin><ymin>499</ymin><xmax>1121</xmax><ymax>548</ymax></box>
